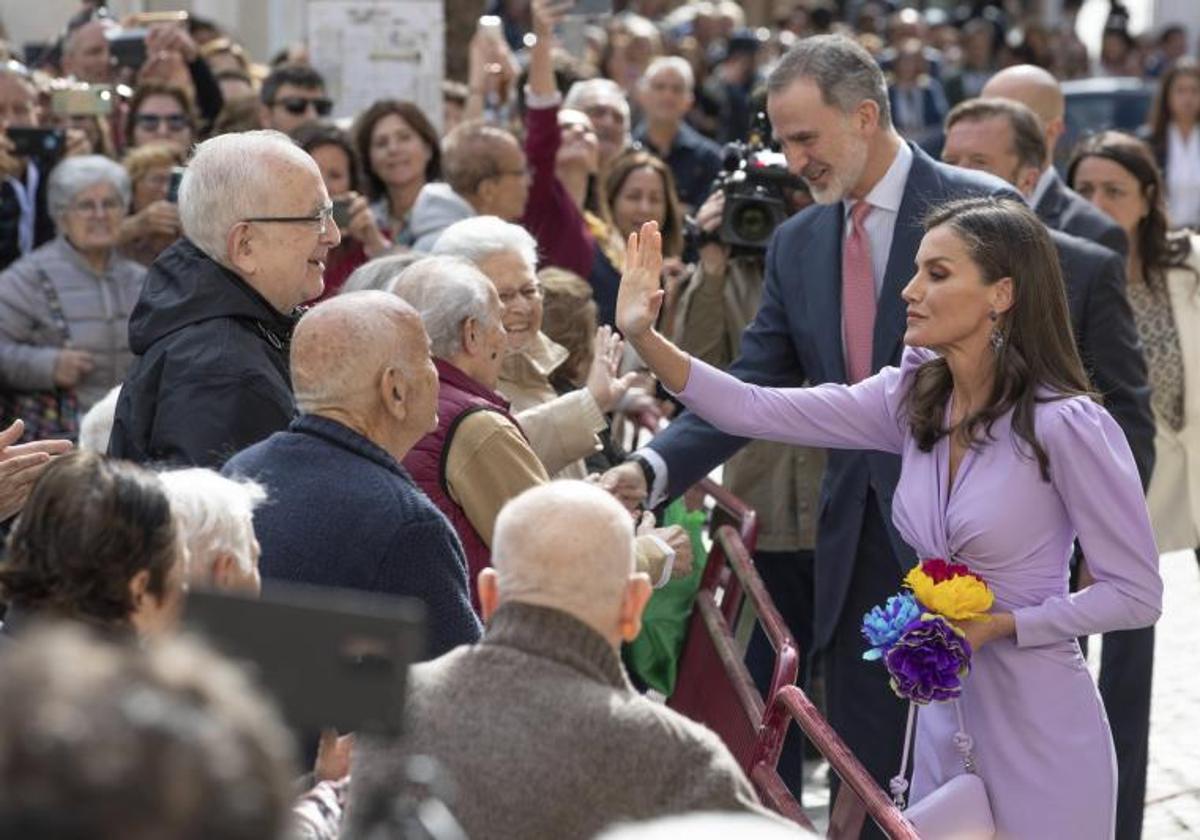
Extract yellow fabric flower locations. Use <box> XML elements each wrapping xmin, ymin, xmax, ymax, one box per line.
<box><xmin>904</xmin><ymin>566</ymin><xmax>994</xmax><ymax>621</ymax></box>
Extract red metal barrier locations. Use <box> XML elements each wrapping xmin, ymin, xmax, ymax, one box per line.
<box><xmin>666</xmin><ymin>526</ymin><xmax>800</xmax><ymax>808</ymax></box>
<box><xmin>754</xmin><ymin>685</ymin><xmax>921</xmax><ymax>839</ymax></box>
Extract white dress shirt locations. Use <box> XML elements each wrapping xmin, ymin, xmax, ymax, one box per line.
<box><xmin>638</xmin><ymin>141</ymin><xmax>916</xmax><ymax>506</ymax></box>
<box><xmin>1166</xmin><ymin>125</ymin><xmax>1200</xmax><ymax>229</ymax></box>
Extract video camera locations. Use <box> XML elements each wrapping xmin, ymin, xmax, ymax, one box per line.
<box><xmin>711</xmin><ymin>112</ymin><xmax>808</xmax><ymax>250</ymax></box>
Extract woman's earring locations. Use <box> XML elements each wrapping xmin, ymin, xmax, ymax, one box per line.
<box><xmin>988</xmin><ymin>309</ymin><xmax>1004</xmax><ymax>352</ymax></box>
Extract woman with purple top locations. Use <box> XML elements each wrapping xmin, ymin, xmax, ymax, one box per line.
<box><xmin>616</xmin><ymin>197</ymin><xmax>1163</xmax><ymax>838</ymax></box>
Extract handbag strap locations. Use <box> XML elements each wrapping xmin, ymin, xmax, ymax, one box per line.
<box><xmin>889</xmin><ymin>698</ymin><xmax>980</xmax><ymax>809</ymax></box>
<box><xmin>34</xmin><ymin>269</ymin><xmax>71</xmax><ymax>343</ymax></box>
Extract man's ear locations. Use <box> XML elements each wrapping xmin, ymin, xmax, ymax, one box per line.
<box><xmin>211</xmin><ymin>552</ymin><xmax>239</xmax><ymax>589</ymax></box>
<box><xmin>460</xmin><ymin>316</ymin><xmax>481</xmax><ymax>357</ymax></box>
<box><xmin>856</xmin><ymin>98</ymin><xmax>881</xmax><ymax>134</ymax></box>
<box><xmin>478</xmin><ymin>568</ymin><xmax>500</xmax><ymax>622</ymax></box>
<box><xmin>227</xmin><ymin>222</ymin><xmax>257</xmax><ymax>276</ymax></box>
<box><xmin>380</xmin><ymin>366</ymin><xmax>408</xmax><ymax>423</ymax></box>
<box><xmin>618</xmin><ymin>573</ymin><xmax>653</xmax><ymax>643</ymax></box>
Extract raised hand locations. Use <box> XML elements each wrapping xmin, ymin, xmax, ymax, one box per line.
<box><xmin>616</xmin><ymin>221</ymin><xmax>665</xmax><ymax>341</ymax></box>
<box><xmin>585</xmin><ymin>325</ymin><xmax>638</xmax><ymax>413</ymax></box>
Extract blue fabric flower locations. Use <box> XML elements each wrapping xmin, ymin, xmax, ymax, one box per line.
<box><xmin>861</xmin><ymin>593</ymin><xmax>922</xmax><ymax>660</ymax></box>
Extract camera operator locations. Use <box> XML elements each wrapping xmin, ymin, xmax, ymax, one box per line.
<box><xmin>672</xmin><ymin>180</ymin><xmax>819</xmax><ymax>799</ymax></box>
<box><xmin>0</xmin><ymin>63</ymin><xmax>59</xmax><ymax>272</ymax></box>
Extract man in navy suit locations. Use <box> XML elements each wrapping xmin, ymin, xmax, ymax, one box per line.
<box><xmin>602</xmin><ymin>35</ymin><xmax>1015</xmax><ymax>821</ymax></box>
<box><xmin>981</xmin><ymin>64</ymin><xmax>1129</xmax><ymax>257</ymax></box>
<box><xmin>943</xmin><ymin>96</ymin><xmax>1157</xmax><ymax>840</ymax></box>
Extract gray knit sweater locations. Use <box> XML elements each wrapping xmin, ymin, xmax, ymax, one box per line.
<box><xmin>350</xmin><ymin>601</ymin><xmax>769</xmax><ymax>839</ymax></box>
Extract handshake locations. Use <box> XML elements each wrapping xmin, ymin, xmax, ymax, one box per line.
<box><xmin>588</xmin><ymin>462</ymin><xmax>695</xmax><ymax>583</ymax></box>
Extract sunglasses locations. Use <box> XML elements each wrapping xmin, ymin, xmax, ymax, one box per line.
<box><xmin>135</xmin><ymin>113</ymin><xmax>191</xmax><ymax>132</ymax></box>
<box><xmin>273</xmin><ymin>96</ymin><xmax>334</xmax><ymax>117</ymax></box>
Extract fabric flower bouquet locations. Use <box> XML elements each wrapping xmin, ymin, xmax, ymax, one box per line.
<box><xmin>862</xmin><ymin>558</ymin><xmax>993</xmax><ymax>704</ymax></box>
<box><xmin>862</xmin><ymin>558</ymin><xmax>997</xmax><ymax>824</ymax></box>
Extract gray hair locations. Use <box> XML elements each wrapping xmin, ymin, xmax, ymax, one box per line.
<box><xmin>767</xmin><ymin>34</ymin><xmax>892</xmax><ymax>129</ymax></box>
<box><xmin>46</xmin><ymin>155</ymin><xmax>131</xmax><ymax>227</ymax></box>
<box><xmin>641</xmin><ymin>56</ymin><xmax>695</xmax><ymax>92</ymax></box>
<box><xmin>78</xmin><ymin>385</ymin><xmax>121</xmax><ymax>453</ymax></box>
<box><xmin>341</xmin><ymin>253</ymin><xmax>427</xmax><ymax>294</ymax></box>
<box><xmin>431</xmin><ymin>215</ymin><xmax>538</xmax><ymax>275</ymax></box>
<box><xmin>388</xmin><ymin>256</ymin><xmax>496</xmax><ymax>359</ymax></box>
<box><xmin>564</xmin><ymin>79</ymin><xmax>632</xmax><ymax>128</ymax></box>
<box><xmin>178</xmin><ymin>130</ymin><xmax>320</xmax><ymax>264</ymax></box>
<box><xmin>158</xmin><ymin>468</ymin><xmax>266</xmax><ymax>579</ymax></box>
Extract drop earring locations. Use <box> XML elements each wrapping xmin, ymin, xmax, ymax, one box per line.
<box><xmin>988</xmin><ymin>309</ymin><xmax>1004</xmax><ymax>352</ymax></box>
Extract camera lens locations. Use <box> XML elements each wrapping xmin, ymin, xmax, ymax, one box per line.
<box><xmin>731</xmin><ymin>203</ymin><xmax>773</xmax><ymax>244</ymax></box>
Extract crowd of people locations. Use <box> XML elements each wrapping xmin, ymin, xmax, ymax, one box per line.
<box><xmin>0</xmin><ymin>0</ymin><xmax>1197</xmax><ymax>838</ymax></box>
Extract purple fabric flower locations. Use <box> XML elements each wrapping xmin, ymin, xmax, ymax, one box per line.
<box><xmin>884</xmin><ymin>614</ymin><xmax>973</xmax><ymax>704</ymax></box>
<box><xmin>861</xmin><ymin>593</ymin><xmax>922</xmax><ymax>661</ymax></box>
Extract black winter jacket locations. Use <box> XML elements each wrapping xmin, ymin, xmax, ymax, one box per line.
<box><xmin>108</xmin><ymin>238</ymin><xmax>297</xmax><ymax>467</ymax></box>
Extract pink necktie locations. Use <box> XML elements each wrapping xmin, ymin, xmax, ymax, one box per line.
<box><xmin>843</xmin><ymin>201</ymin><xmax>875</xmax><ymax>384</ymax></box>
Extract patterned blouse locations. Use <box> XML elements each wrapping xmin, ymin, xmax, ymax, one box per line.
<box><xmin>1126</xmin><ymin>277</ymin><xmax>1185</xmax><ymax>431</ymax></box>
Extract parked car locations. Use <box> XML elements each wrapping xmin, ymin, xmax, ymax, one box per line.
<box><xmin>1058</xmin><ymin>77</ymin><xmax>1154</xmax><ymax>171</ymax></box>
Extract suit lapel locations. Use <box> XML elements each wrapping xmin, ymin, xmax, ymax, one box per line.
<box><xmin>1036</xmin><ymin>170</ymin><xmax>1069</xmax><ymax>229</ymax></box>
<box><xmin>806</xmin><ymin>203</ymin><xmax>848</xmax><ymax>383</ymax></box>
<box><xmin>873</xmin><ymin>145</ymin><xmax>935</xmax><ymax>371</ymax></box>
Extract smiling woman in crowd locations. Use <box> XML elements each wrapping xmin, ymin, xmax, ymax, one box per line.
<box><xmin>352</xmin><ymin>99</ymin><xmax>442</xmax><ymax>248</ymax></box>
<box><xmin>0</xmin><ymin>155</ymin><xmax>145</xmax><ymax>421</ymax></box>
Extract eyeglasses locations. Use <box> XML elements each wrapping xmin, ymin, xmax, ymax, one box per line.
<box><xmin>272</xmin><ymin>96</ymin><xmax>334</xmax><ymax>117</ymax></box>
<box><xmin>135</xmin><ymin>113</ymin><xmax>192</xmax><ymax>133</ymax></box>
<box><xmin>69</xmin><ymin>197</ymin><xmax>124</xmax><ymax>216</ymax></box>
<box><xmin>489</xmin><ymin>167</ymin><xmax>529</xmax><ymax>182</ymax></box>
<box><xmin>242</xmin><ymin>205</ymin><xmax>335</xmax><ymax>235</ymax></box>
<box><xmin>497</xmin><ymin>284</ymin><xmax>543</xmax><ymax>307</ymax></box>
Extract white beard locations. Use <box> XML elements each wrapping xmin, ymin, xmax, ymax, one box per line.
<box><xmin>807</xmin><ymin>137</ymin><xmax>870</xmax><ymax>205</ymax></box>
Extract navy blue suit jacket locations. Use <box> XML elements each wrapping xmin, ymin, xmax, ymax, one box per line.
<box><xmin>1051</xmin><ymin>229</ymin><xmax>1154</xmax><ymax>487</ymax></box>
<box><xmin>646</xmin><ymin>143</ymin><xmax>1016</xmax><ymax>648</ymax></box>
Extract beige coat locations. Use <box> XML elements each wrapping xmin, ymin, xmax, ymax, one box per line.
<box><xmin>500</xmin><ymin>332</ymin><xmax>605</xmax><ymax>480</ymax></box>
<box><xmin>1146</xmin><ymin>247</ymin><xmax>1200</xmax><ymax>552</ymax></box>
<box><xmin>675</xmin><ymin>256</ymin><xmax>825</xmax><ymax>553</ymax></box>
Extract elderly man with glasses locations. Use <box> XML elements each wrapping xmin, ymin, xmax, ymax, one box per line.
<box><xmin>109</xmin><ymin>130</ymin><xmax>340</xmax><ymax>468</ymax></box>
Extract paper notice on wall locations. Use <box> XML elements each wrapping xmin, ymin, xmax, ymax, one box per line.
<box><xmin>307</xmin><ymin>0</ymin><xmax>444</xmax><ymax>131</ymax></box>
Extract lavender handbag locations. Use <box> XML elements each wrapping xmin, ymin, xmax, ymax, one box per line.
<box><xmin>890</xmin><ymin>699</ymin><xmax>996</xmax><ymax>840</ymax></box>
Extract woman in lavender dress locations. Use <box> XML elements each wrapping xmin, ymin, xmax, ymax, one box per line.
<box><xmin>616</xmin><ymin>198</ymin><xmax>1162</xmax><ymax>838</ymax></box>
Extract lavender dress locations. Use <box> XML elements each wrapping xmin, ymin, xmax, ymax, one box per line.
<box><xmin>674</xmin><ymin>347</ymin><xmax>1163</xmax><ymax>839</ymax></box>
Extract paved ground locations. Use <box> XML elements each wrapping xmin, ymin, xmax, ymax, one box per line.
<box><xmin>1139</xmin><ymin>550</ymin><xmax>1200</xmax><ymax>838</ymax></box>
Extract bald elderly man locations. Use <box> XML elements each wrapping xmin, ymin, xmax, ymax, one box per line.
<box><xmin>349</xmin><ymin>481</ymin><xmax>767</xmax><ymax>840</ymax></box>
<box><xmin>981</xmin><ymin>65</ymin><xmax>1127</xmax><ymax>255</ymax></box>
<box><xmin>222</xmin><ymin>291</ymin><xmax>481</xmax><ymax>658</ymax></box>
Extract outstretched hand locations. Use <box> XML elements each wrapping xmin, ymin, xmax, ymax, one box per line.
<box><xmin>615</xmin><ymin>221</ymin><xmax>664</xmax><ymax>341</ymax></box>
<box><xmin>585</xmin><ymin>326</ymin><xmax>638</xmax><ymax>413</ymax></box>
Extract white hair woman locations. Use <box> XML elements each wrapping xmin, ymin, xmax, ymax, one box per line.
<box><xmin>158</xmin><ymin>468</ymin><xmax>267</xmax><ymax>595</ymax></box>
<box><xmin>0</xmin><ymin>155</ymin><xmax>146</xmax><ymax>428</ymax></box>
<box><xmin>434</xmin><ymin>215</ymin><xmax>634</xmax><ymax>479</ymax></box>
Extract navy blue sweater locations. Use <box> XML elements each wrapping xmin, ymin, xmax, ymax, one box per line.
<box><xmin>223</xmin><ymin>414</ymin><xmax>482</xmax><ymax>659</ymax></box>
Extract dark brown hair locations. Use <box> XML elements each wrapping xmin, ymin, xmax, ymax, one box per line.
<box><xmin>125</xmin><ymin>83</ymin><xmax>198</xmax><ymax>146</ymax></box>
<box><xmin>0</xmin><ymin>452</ymin><xmax>180</xmax><ymax>628</ymax></box>
<box><xmin>944</xmin><ymin>97</ymin><xmax>1047</xmax><ymax>172</ymax></box>
<box><xmin>1145</xmin><ymin>57</ymin><xmax>1200</xmax><ymax>159</ymax></box>
<box><xmin>290</xmin><ymin>119</ymin><xmax>363</xmax><ymax>194</ymax></box>
<box><xmin>0</xmin><ymin>625</ymin><xmax>296</xmax><ymax>840</ymax></box>
<box><xmin>1066</xmin><ymin>130</ymin><xmax>1197</xmax><ymax>296</ymax></box>
<box><xmin>351</xmin><ymin>99</ymin><xmax>441</xmax><ymax>201</ymax></box>
<box><xmin>906</xmin><ymin>197</ymin><xmax>1093</xmax><ymax>481</ymax></box>
<box><xmin>601</xmin><ymin>148</ymin><xmax>685</xmax><ymax>258</ymax></box>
